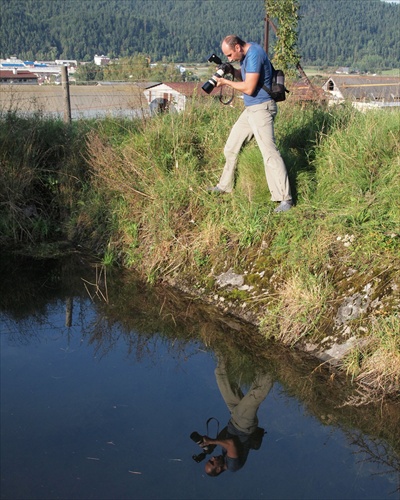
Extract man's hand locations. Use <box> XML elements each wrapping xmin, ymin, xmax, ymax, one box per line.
<box><xmin>201</xmin><ymin>435</ymin><xmax>215</xmax><ymax>446</ymax></box>
<box><xmin>202</xmin><ymin>435</ymin><xmax>238</xmax><ymax>458</ymax></box>
<box><xmin>215</xmin><ymin>76</ymin><xmax>229</xmax><ymax>88</ymax></box>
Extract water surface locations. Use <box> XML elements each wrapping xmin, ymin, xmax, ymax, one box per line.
<box><xmin>1</xmin><ymin>256</ymin><xmax>398</xmax><ymax>499</ymax></box>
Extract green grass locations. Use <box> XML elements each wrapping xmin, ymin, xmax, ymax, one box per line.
<box><xmin>1</xmin><ymin>100</ymin><xmax>399</xmax><ymax>402</ymax></box>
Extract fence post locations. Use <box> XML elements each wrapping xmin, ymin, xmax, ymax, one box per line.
<box><xmin>61</xmin><ymin>65</ymin><xmax>71</xmax><ymax>123</ymax></box>
<box><xmin>65</xmin><ymin>297</ymin><xmax>73</xmax><ymax>327</ymax></box>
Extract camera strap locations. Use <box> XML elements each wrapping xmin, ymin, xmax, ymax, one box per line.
<box><xmin>206</xmin><ymin>417</ymin><xmax>220</xmax><ymax>438</ymax></box>
<box><xmin>218</xmin><ymin>74</ymin><xmax>235</xmax><ymax>105</ymax></box>
<box><xmin>219</xmin><ymin>87</ymin><xmax>234</xmax><ymax>106</ymax></box>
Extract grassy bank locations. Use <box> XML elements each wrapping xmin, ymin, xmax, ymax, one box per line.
<box><xmin>0</xmin><ymin>100</ymin><xmax>399</xmax><ymax>403</ymax></box>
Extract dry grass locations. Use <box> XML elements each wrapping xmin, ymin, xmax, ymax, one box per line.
<box><xmin>342</xmin><ymin>315</ymin><xmax>400</xmax><ymax>405</ymax></box>
<box><xmin>260</xmin><ymin>271</ymin><xmax>334</xmax><ymax>345</ymax></box>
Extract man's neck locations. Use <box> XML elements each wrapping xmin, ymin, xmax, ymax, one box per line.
<box><xmin>243</xmin><ymin>42</ymin><xmax>251</xmax><ymax>56</ymax></box>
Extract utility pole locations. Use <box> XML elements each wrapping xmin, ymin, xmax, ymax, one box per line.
<box><xmin>264</xmin><ymin>15</ymin><xmax>315</xmax><ymax>91</ymax></box>
<box><xmin>264</xmin><ymin>16</ymin><xmax>270</xmax><ymax>54</ymax></box>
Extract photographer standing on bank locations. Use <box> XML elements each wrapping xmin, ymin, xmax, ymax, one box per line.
<box><xmin>208</xmin><ymin>35</ymin><xmax>293</xmax><ymax>213</ymax></box>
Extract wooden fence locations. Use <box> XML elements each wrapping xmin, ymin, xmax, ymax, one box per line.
<box><xmin>0</xmin><ymin>68</ymin><xmax>149</xmax><ymax>122</ymax></box>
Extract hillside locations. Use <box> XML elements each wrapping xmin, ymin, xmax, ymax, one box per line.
<box><xmin>0</xmin><ymin>0</ymin><xmax>399</xmax><ymax>70</ymax></box>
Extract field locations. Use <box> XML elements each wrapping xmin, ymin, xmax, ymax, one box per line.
<box><xmin>0</xmin><ymin>83</ymin><xmax>146</xmax><ymax>117</ymax></box>
<box><xmin>2</xmin><ymin>64</ymin><xmax>398</xmax><ymax>117</ymax></box>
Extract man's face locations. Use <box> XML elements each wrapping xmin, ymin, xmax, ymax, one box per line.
<box><xmin>221</xmin><ymin>42</ymin><xmax>243</xmax><ymax>63</ymax></box>
<box><xmin>205</xmin><ymin>455</ymin><xmax>225</xmax><ymax>475</ymax></box>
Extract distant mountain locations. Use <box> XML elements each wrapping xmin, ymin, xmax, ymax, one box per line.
<box><xmin>298</xmin><ymin>0</ymin><xmax>400</xmax><ymax>70</ymax></box>
<box><xmin>0</xmin><ymin>0</ymin><xmax>398</xmax><ymax>70</ymax></box>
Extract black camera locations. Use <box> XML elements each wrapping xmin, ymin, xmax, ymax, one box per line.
<box><xmin>190</xmin><ymin>431</ymin><xmax>216</xmax><ymax>463</ymax></box>
<box><xmin>207</xmin><ymin>53</ymin><xmax>223</xmax><ymax>66</ymax></box>
<box><xmin>202</xmin><ymin>53</ymin><xmax>233</xmax><ymax>94</ymax></box>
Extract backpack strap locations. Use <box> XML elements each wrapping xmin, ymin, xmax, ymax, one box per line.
<box><xmin>261</xmin><ymin>61</ymin><xmax>276</xmax><ymax>96</ymax></box>
<box><xmin>262</xmin><ymin>84</ymin><xmax>272</xmax><ymax>95</ymax></box>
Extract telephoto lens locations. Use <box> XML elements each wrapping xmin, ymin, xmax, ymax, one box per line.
<box><xmin>190</xmin><ymin>431</ymin><xmax>203</xmax><ymax>446</ymax></box>
<box><xmin>190</xmin><ymin>432</ymin><xmax>216</xmax><ymax>454</ymax></box>
<box><xmin>201</xmin><ymin>68</ymin><xmax>225</xmax><ymax>94</ymax></box>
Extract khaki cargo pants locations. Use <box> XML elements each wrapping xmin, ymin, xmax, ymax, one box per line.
<box><xmin>217</xmin><ymin>100</ymin><xmax>292</xmax><ymax>202</ymax></box>
<box><xmin>214</xmin><ymin>359</ymin><xmax>273</xmax><ymax>435</ymax></box>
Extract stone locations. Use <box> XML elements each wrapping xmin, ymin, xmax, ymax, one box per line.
<box><xmin>215</xmin><ymin>269</ymin><xmax>244</xmax><ymax>288</ymax></box>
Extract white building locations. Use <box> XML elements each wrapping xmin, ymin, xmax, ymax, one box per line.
<box><xmin>322</xmin><ymin>75</ymin><xmax>400</xmax><ymax>109</ymax></box>
<box><xmin>94</xmin><ymin>55</ymin><xmax>110</xmax><ymax>66</ymax></box>
<box><xmin>143</xmin><ymin>81</ymin><xmax>220</xmax><ymax>114</ymax></box>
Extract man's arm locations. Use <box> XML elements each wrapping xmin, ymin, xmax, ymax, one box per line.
<box><xmin>202</xmin><ymin>436</ymin><xmax>239</xmax><ymax>458</ymax></box>
<box><xmin>219</xmin><ymin>64</ymin><xmax>242</xmax><ymax>82</ymax></box>
<box><xmin>216</xmin><ymin>72</ymin><xmax>259</xmax><ymax>96</ymax></box>
<box><xmin>231</xmin><ymin>67</ymin><xmax>242</xmax><ymax>81</ymax></box>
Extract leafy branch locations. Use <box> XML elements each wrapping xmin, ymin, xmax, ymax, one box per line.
<box><xmin>265</xmin><ymin>0</ymin><xmax>301</xmax><ymax>76</ymax></box>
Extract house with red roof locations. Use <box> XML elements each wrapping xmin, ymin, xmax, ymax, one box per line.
<box><xmin>0</xmin><ymin>69</ymin><xmax>38</xmax><ymax>85</ymax></box>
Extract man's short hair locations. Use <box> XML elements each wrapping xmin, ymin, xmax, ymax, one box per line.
<box><xmin>223</xmin><ymin>35</ymin><xmax>246</xmax><ymax>49</ymax></box>
<box><xmin>206</xmin><ymin>467</ymin><xmax>225</xmax><ymax>477</ymax></box>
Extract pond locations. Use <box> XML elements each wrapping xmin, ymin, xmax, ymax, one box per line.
<box><xmin>0</xmin><ymin>254</ymin><xmax>399</xmax><ymax>500</ymax></box>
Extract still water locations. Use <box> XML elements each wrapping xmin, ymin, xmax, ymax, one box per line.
<box><xmin>0</xmin><ymin>255</ymin><xmax>399</xmax><ymax>500</ymax></box>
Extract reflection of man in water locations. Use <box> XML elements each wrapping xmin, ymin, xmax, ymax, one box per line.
<box><xmin>201</xmin><ymin>358</ymin><xmax>273</xmax><ymax>476</ymax></box>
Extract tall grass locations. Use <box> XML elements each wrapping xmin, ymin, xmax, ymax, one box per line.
<box><xmin>0</xmin><ymin>100</ymin><xmax>399</xmax><ymax>401</ymax></box>
<box><xmin>0</xmin><ymin>111</ymin><xmax>89</xmax><ymax>245</ymax></box>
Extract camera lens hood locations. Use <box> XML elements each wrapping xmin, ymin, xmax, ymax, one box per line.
<box><xmin>202</xmin><ymin>80</ymin><xmax>215</xmax><ymax>94</ymax></box>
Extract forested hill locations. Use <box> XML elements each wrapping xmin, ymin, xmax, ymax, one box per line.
<box><xmin>1</xmin><ymin>0</ymin><xmax>399</xmax><ymax>70</ymax></box>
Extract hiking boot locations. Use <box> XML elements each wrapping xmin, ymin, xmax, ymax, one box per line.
<box><xmin>207</xmin><ymin>186</ymin><xmax>226</xmax><ymax>194</ymax></box>
<box><xmin>274</xmin><ymin>200</ymin><xmax>293</xmax><ymax>213</ymax></box>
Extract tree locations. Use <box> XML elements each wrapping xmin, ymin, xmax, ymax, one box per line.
<box><xmin>75</xmin><ymin>63</ymin><xmax>104</xmax><ymax>82</ymax></box>
<box><xmin>265</xmin><ymin>0</ymin><xmax>301</xmax><ymax>76</ymax></box>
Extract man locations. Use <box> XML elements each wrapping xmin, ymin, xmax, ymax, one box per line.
<box><xmin>201</xmin><ymin>357</ymin><xmax>273</xmax><ymax>476</ymax></box>
<box><xmin>209</xmin><ymin>35</ymin><xmax>293</xmax><ymax>213</ymax></box>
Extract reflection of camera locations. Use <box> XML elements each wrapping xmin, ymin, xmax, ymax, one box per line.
<box><xmin>190</xmin><ymin>431</ymin><xmax>216</xmax><ymax>463</ymax></box>
<box><xmin>202</xmin><ymin>53</ymin><xmax>232</xmax><ymax>94</ymax></box>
